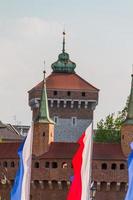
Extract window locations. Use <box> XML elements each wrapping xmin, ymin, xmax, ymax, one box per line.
<box><xmin>120</xmin><ymin>163</ymin><xmax>125</xmax><ymax>170</ymax></box>
<box><xmin>54</xmin><ymin>116</ymin><xmax>58</xmax><ymax>124</ymax></box>
<box><xmin>45</xmin><ymin>162</ymin><xmax>50</xmax><ymax>168</ymax></box>
<box><xmin>3</xmin><ymin>161</ymin><xmax>8</xmax><ymax>168</ymax></box>
<box><xmin>62</xmin><ymin>162</ymin><xmax>68</xmax><ymax>168</ymax></box>
<box><xmin>82</xmin><ymin>92</ymin><xmax>85</xmax><ymax>97</ymax></box>
<box><xmin>67</xmin><ymin>91</ymin><xmax>71</xmax><ymax>96</ymax></box>
<box><xmin>101</xmin><ymin>163</ymin><xmax>107</xmax><ymax>170</ymax></box>
<box><xmin>11</xmin><ymin>161</ymin><xmax>15</xmax><ymax>168</ymax></box>
<box><xmin>52</xmin><ymin>162</ymin><xmax>58</xmax><ymax>168</ymax></box>
<box><xmin>111</xmin><ymin>163</ymin><xmax>117</xmax><ymax>170</ymax></box>
<box><xmin>72</xmin><ymin>117</ymin><xmax>77</xmax><ymax>126</ymax></box>
<box><xmin>54</xmin><ymin>91</ymin><xmax>57</xmax><ymax>95</ymax></box>
<box><xmin>34</xmin><ymin>162</ymin><xmax>39</xmax><ymax>168</ymax></box>
<box><xmin>43</xmin><ymin>132</ymin><xmax>45</xmax><ymax>137</ymax></box>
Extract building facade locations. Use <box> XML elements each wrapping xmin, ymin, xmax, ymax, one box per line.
<box><xmin>28</xmin><ymin>34</ymin><xmax>99</xmax><ymax>142</ymax></box>
<box><xmin>0</xmin><ymin>35</ymin><xmax>132</xmax><ymax>200</ymax></box>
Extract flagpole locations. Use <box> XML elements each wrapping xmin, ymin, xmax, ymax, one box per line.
<box><xmin>90</xmin><ymin>120</ymin><xmax>94</xmax><ymax>200</ymax></box>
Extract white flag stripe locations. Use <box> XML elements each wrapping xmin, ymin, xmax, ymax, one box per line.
<box><xmin>21</xmin><ymin>125</ymin><xmax>33</xmax><ymax>200</ymax></box>
<box><xmin>81</xmin><ymin>123</ymin><xmax>93</xmax><ymax>200</ymax></box>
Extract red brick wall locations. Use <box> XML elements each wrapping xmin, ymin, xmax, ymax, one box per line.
<box><xmin>121</xmin><ymin>124</ymin><xmax>133</xmax><ymax>157</ymax></box>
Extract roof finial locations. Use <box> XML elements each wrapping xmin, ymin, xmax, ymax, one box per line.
<box><xmin>43</xmin><ymin>60</ymin><xmax>46</xmax><ymax>85</ymax></box>
<box><xmin>62</xmin><ymin>31</ymin><xmax>66</xmax><ymax>53</ymax></box>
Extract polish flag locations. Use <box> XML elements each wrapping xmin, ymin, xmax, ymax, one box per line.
<box><xmin>67</xmin><ymin>123</ymin><xmax>93</xmax><ymax>200</ymax></box>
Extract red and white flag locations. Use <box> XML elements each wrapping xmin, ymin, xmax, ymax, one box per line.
<box><xmin>67</xmin><ymin>123</ymin><xmax>93</xmax><ymax>200</ymax></box>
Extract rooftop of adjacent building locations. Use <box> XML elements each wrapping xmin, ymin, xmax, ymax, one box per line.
<box><xmin>0</xmin><ymin>141</ymin><xmax>126</xmax><ymax>161</ymax></box>
<box><xmin>0</xmin><ymin>121</ymin><xmax>24</xmax><ymax>142</ymax></box>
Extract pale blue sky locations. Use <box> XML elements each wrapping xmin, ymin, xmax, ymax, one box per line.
<box><xmin>0</xmin><ymin>1</ymin><xmax>133</xmax><ymax>126</ymax></box>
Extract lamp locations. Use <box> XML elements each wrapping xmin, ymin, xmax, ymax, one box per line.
<box><xmin>0</xmin><ymin>167</ymin><xmax>8</xmax><ymax>185</ymax></box>
<box><xmin>90</xmin><ymin>181</ymin><xmax>96</xmax><ymax>200</ymax></box>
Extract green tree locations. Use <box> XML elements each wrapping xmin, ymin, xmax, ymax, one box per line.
<box><xmin>94</xmin><ymin>102</ymin><xmax>128</xmax><ymax>143</ymax></box>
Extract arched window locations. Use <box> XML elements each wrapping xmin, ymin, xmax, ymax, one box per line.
<box><xmin>101</xmin><ymin>163</ymin><xmax>107</xmax><ymax>170</ymax></box>
<box><xmin>111</xmin><ymin>163</ymin><xmax>117</xmax><ymax>170</ymax></box>
<box><xmin>3</xmin><ymin>161</ymin><xmax>8</xmax><ymax>167</ymax></box>
<box><xmin>45</xmin><ymin>162</ymin><xmax>50</xmax><ymax>168</ymax></box>
<box><xmin>11</xmin><ymin>161</ymin><xmax>15</xmax><ymax>168</ymax></box>
<box><xmin>62</xmin><ymin>162</ymin><xmax>68</xmax><ymax>168</ymax></box>
<box><xmin>52</xmin><ymin>162</ymin><xmax>58</xmax><ymax>168</ymax></box>
<box><xmin>120</xmin><ymin>163</ymin><xmax>125</xmax><ymax>170</ymax></box>
<box><xmin>34</xmin><ymin>162</ymin><xmax>39</xmax><ymax>168</ymax></box>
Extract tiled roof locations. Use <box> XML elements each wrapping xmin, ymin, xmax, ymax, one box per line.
<box><xmin>39</xmin><ymin>142</ymin><xmax>79</xmax><ymax>159</ymax></box>
<box><xmin>0</xmin><ymin>143</ymin><xmax>20</xmax><ymax>159</ymax></box>
<box><xmin>93</xmin><ymin>143</ymin><xmax>126</xmax><ymax>160</ymax></box>
<box><xmin>29</xmin><ymin>73</ymin><xmax>99</xmax><ymax>92</ymax></box>
<box><xmin>39</xmin><ymin>142</ymin><xmax>126</xmax><ymax>160</ymax></box>
<box><xmin>0</xmin><ymin>142</ymin><xmax>126</xmax><ymax>161</ymax></box>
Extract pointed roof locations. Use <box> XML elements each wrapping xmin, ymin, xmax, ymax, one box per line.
<box><xmin>124</xmin><ymin>74</ymin><xmax>133</xmax><ymax>124</ymax></box>
<box><xmin>35</xmin><ymin>71</ymin><xmax>54</xmax><ymax>124</ymax></box>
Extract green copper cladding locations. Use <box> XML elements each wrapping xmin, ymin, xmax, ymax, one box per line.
<box><xmin>36</xmin><ymin>71</ymin><xmax>54</xmax><ymax>124</ymax></box>
<box><xmin>124</xmin><ymin>74</ymin><xmax>133</xmax><ymax>124</ymax></box>
<box><xmin>51</xmin><ymin>32</ymin><xmax>76</xmax><ymax>73</ymax></box>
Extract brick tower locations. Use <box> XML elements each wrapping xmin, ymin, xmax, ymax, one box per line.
<box><xmin>32</xmin><ymin>70</ymin><xmax>55</xmax><ymax>156</ymax></box>
<box><xmin>121</xmin><ymin>73</ymin><xmax>133</xmax><ymax>157</ymax></box>
<box><xmin>28</xmin><ymin>32</ymin><xmax>99</xmax><ymax>142</ymax></box>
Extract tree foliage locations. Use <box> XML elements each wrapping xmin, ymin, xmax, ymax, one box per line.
<box><xmin>94</xmin><ymin>102</ymin><xmax>128</xmax><ymax>143</ymax></box>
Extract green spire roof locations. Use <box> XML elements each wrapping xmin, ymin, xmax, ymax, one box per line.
<box><xmin>124</xmin><ymin>74</ymin><xmax>133</xmax><ymax>124</ymax></box>
<box><xmin>36</xmin><ymin>71</ymin><xmax>54</xmax><ymax>124</ymax></box>
<box><xmin>51</xmin><ymin>32</ymin><xmax>76</xmax><ymax>73</ymax></box>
